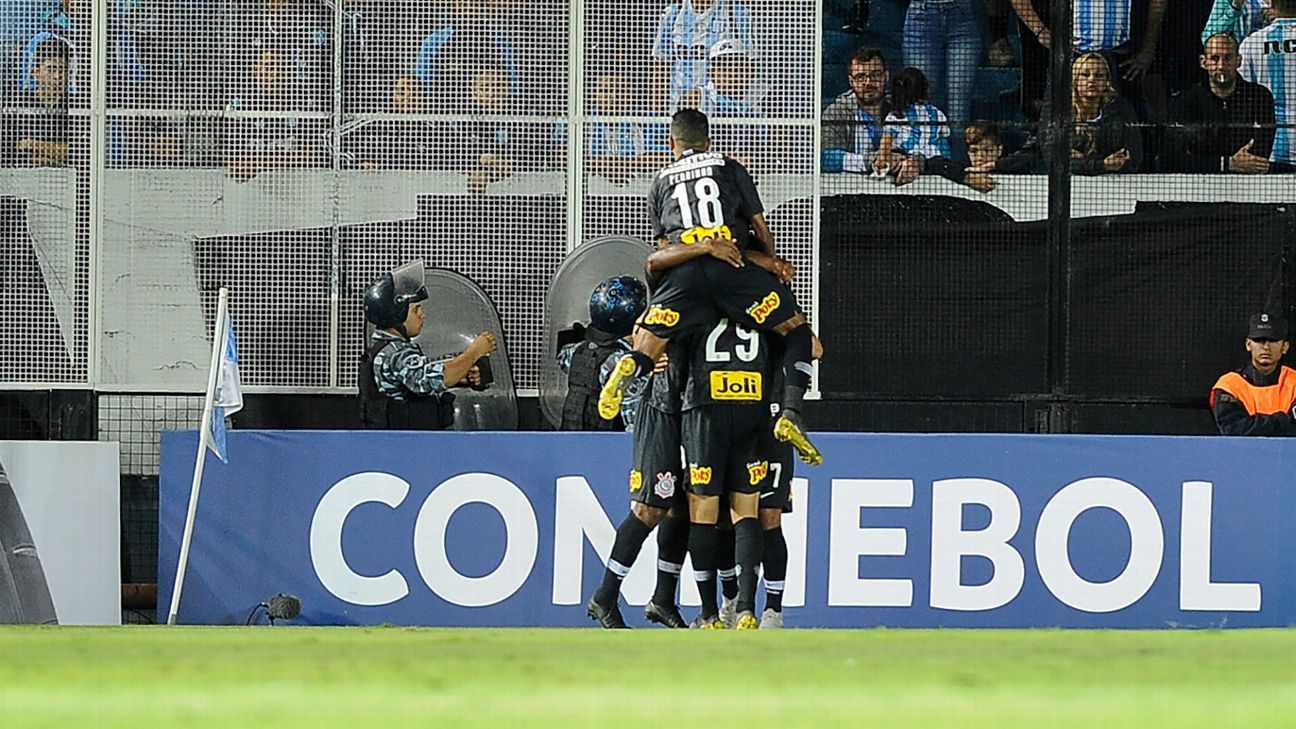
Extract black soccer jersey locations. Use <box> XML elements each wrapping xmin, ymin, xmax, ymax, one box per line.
<box><xmin>644</xmin><ymin>337</ymin><xmax>691</xmax><ymax>415</ymax></box>
<box><xmin>648</xmin><ymin>149</ymin><xmax>764</xmax><ymax>248</ymax></box>
<box><xmin>682</xmin><ymin>317</ymin><xmax>771</xmax><ymax>411</ymax></box>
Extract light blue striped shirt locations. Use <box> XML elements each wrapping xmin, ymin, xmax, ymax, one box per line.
<box><xmin>652</xmin><ymin>0</ymin><xmax>752</xmax><ymax>111</ymax></box>
<box><xmin>1074</xmin><ymin>0</ymin><xmax>1131</xmax><ymax>53</ymax></box>
<box><xmin>884</xmin><ymin>103</ymin><xmax>952</xmax><ymax>159</ymax></box>
<box><xmin>1239</xmin><ymin>18</ymin><xmax>1296</xmax><ymax>164</ymax></box>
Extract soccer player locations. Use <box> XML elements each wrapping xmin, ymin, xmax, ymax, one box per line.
<box><xmin>585</xmin><ymin>337</ymin><xmax>694</xmax><ymax>629</ymax></box>
<box><xmin>678</xmin><ymin>316</ymin><xmax>780</xmax><ymax>629</ymax></box>
<box><xmin>598</xmin><ymin>109</ymin><xmax>824</xmax><ymax>467</ymax></box>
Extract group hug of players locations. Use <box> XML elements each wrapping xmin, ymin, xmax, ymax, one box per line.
<box><xmin>568</xmin><ymin>109</ymin><xmax>824</xmax><ymax>630</ymax></box>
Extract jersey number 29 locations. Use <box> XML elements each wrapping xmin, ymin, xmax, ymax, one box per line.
<box><xmin>705</xmin><ymin>318</ymin><xmax>758</xmax><ymax>362</ymax></box>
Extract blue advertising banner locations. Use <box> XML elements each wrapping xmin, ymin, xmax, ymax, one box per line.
<box><xmin>159</xmin><ymin>431</ymin><xmax>1295</xmax><ymax>627</ymax></box>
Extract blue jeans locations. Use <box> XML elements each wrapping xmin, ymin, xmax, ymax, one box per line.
<box><xmin>902</xmin><ymin>0</ymin><xmax>983</xmax><ymax>124</ymax></box>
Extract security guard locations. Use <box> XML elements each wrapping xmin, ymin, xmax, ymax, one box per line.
<box><xmin>1210</xmin><ymin>312</ymin><xmax>1296</xmax><ymax>436</ymax></box>
<box><xmin>556</xmin><ymin>275</ymin><xmax>648</xmax><ymax>430</ymax></box>
<box><xmin>359</xmin><ymin>261</ymin><xmax>498</xmax><ymax>430</ymax></box>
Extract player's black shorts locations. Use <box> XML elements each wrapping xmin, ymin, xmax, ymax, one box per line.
<box><xmin>641</xmin><ymin>257</ymin><xmax>801</xmax><ymax>339</ymax></box>
<box><xmin>760</xmin><ymin>420</ymin><xmax>795</xmax><ymax>514</ymax></box>
<box><xmin>681</xmin><ymin>405</ymin><xmax>770</xmax><ymax>497</ymax></box>
<box><xmin>629</xmin><ymin>404</ymin><xmax>685</xmax><ymax>510</ymax></box>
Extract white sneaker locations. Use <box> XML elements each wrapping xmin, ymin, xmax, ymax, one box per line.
<box><xmin>759</xmin><ymin>608</ymin><xmax>784</xmax><ymax>629</ymax></box>
<box><xmin>719</xmin><ymin>597</ymin><xmax>738</xmax><ymax>629</ymax></box>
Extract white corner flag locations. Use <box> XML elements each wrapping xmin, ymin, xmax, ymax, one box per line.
<box><xmin>169</xmin><ymin>287</ymin><xmax>240</xmax><ymax>624</ymax></box>
<box><xmin>208</xmin><ymin>319</ymin><xmax>243</xmax><ymax>463</ymax></box>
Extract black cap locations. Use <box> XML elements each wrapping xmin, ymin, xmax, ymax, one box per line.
<box><xmin>1248</xmin><ymin>312</ymin><xmax>1288</xmax><ymax>341</ymax></box>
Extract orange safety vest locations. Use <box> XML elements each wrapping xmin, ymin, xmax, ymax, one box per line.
<box><xmin>1212</xmin><ymin>366</ymin><xmax>1296</xmax><ymax>415</ymax></box>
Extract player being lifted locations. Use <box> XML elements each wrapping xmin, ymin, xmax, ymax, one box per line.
<box><xmin>598</xmin><ymin>109</ymin><xmax>824</xmax><ymax>466</ymax></box>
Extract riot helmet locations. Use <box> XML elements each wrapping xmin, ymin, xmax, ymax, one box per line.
<box><xmin>365</xmin><ymin>261</ymin><xmax>429</xmax><ymax>329</ymax></box>
<box><xmin>588</xmin><ymin>275</ymin><xmax>647</xmax><ymax>337</ymax></box>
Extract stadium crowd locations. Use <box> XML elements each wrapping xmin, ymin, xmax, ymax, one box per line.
<box><xmin>3</xmin><ymin>0</ymin><xmax>1290</xmax><ymax>184</ymax></box>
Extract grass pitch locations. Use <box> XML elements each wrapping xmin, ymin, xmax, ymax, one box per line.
<box><xmin>2</xmin><ymin>627</ymin><xmax>1294</xmax><ymax>727</ymax></box>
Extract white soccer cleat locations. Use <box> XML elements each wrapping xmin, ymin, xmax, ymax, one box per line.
<box><xmin>759</xmin><ymin>608</ymin><xmax>784</xmax><ymax>629</ymax></box>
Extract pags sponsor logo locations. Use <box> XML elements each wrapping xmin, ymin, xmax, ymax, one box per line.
<box><xmin>644</xmin><ymin>306</ymin><xmax>680</xmax><ymax>327</ymax></box>
<box><xmin>747</xmin><ymin>460</ymin><xmax>769</xmax><ymax>486</ymax></box>
<box><xmin>629</xmin><ymin>470</ymin><xmax>643</xmax><ymax>493</ymax></box>
<box><xmin>745</xmin><ymin>292</ymin><xmax>780</xmax><ymax>324</ymax></box>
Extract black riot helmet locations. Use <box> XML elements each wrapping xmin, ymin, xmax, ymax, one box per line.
<box><xmin>364</xmin><ymin>261</ymin><xmax>429</xmax><ymax>329</ymax></box>
<box><xmin>589</xmin><ymin>275</ymin><xmax>648</xmax><ymax>337</ymax></box>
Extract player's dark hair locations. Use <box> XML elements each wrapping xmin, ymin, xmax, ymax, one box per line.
<box><xmin>849</xmin><ymin>47</ymin><xmax>886</xmax><ymax>67</ymax></box>
<box><xmin>890</xmin><ymin>67</ymin><xmax>930</xmax><ymax>113</ymax></box>
<box><xmin>1272</xmin><ymin>0</ymin><xmax>1295</xmax><ymax>15</ymax></box>
<box><xmin>34</xmin><ymin>37</ymin><xmax>70</xmax><ymax>68</ymax></box>
<box><xmin>964</xmin><ymin>121</ymin><xmax>1002</xmax><ymax>148</ymax></box>
<box><xmin>671</xmin><ymin>108</ymin><xmax>710</xmax><ymax>149</ymax></box>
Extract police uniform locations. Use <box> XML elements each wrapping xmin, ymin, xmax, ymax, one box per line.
<box><xmin>629</xmin><ymin>338</ymin><xmax>691</xmax><ymax>511</ymax></box>
<box><xmin>1210</xmin><ymin>312</ymin><xmax>1296</xmax><ymax>436</ymax></box>
<box><xmin>680</xmin><ymin>317</ymin><xmax>774</xmax><ymax>498</ymax></box>
<box><xmin>558</xmin><ymin>327</ymin><xmax>633</xmax><ymax>431</ymax></box>
<box><xmin>641</xmin><ymin>149</ymin><xmax>803</xmax><ymax>339</ymax></box>
<box><xmin>359</xmin><ymin>329</ymin><xmax>454</xmax><ymax>430</ymax></box>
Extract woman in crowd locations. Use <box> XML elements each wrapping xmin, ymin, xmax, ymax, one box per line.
<box><xmin>1067</xmin><ymin>52</ymin><xmax>1142</xmax><ymax>175</ymax></box>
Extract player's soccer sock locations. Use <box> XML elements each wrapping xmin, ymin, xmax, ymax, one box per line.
<box><xmin>734</xmin><ymin>518</ymin><xmax>762</xmax><ymax>614</ymax></box>
<box><xmin>716</xmin><ymin>528</ymin><xmax>738</xmax><ymax>600</ymax></box>
<box><xmin>688</xmin><ymin>522</ymin><xmax>720</xmax><ymax>617</ymax></box>
<box><xmin>627</xmin><ymin>351</ymin><xmax>655</xmax><ymax>377</ymax></box>
<box><xmin>762</xmin><ymin>526</ymin><xmax>788</xmax><ymax>613</ymax></box>
<box><xmin>593</xmin><ymin>513</ymin><xmax>653</xmax><ymax>607</ymax></box>
<box><xmin>652</xmin><ymin>514</ymin><xmax>689</xmax><ymax>606</ymax></box>
<box><xmin>780</xmin><ymin>325</ymin><xmax>814</xmax><ymax>413</ymax></box>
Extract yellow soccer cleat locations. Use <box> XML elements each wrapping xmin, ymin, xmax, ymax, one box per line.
<box><xmin>689</xmin><ymin>613</ymin><xmax>727</xmax><ymax>629</ymax></box>
<box><xmin>774</xmin><ymin>413</ymin><xmax>823</xmax><ymax>466</ymax></box>
<box><xmin>598</xmin><ymin>355</ymin><xmax>639</xmax><ymax>420</ymax></box>
<box><xmin>735</xmin><ymin>611</ymin><xmax>759</xmax><ymax>631</ymax></box>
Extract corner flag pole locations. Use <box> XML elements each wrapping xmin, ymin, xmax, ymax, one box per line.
<box><xmin>167</xmin><ymin>287</ymin><xmax>230</xmax><ymax>625</ymax></box>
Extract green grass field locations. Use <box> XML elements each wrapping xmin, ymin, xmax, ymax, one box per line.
<box><xmin>2</xmin><ymin>627</ymin><xmax>1294</xmax><ymax>727</ymax></box>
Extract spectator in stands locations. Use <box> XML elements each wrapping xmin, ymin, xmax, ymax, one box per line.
<box><xmin>1165</xmin><ymin>33</ymin><xmax>1275</xmax><ymax>173</ymax></box>
<box><xmin>230</xmin><ymin>0</ymin><xmax>331</xmax><ymax>111</ymax></box>
<box><xmin>1010</xmin><ymin>0</ymin><xmax>1167</xmax><ymax>101</ymax></box>
<box><xmin>3</xmin><ymin>37</ymin><xmax>69</xmax><ymax>167</ymax></box>
<box><xmin>1064</xmin><ymin>53</ymin><xmax>1142</xmax><ymax>174</ymax></box>
<box><xmin>415</xmin><ymin>0</ymin><xmax>518</xmax><ymax>111</ymax></box>
<box><xmin>1240</xmin><ymin>0</ymin><xmax>1296</xmax><ymax>171</ymax></box>
<box><xmin>223</xmin><ymin>46</ymin><xmax>325</xmax><ymax>181</ymax></box>
<box><xmin>876</xmin><ymin>67</ymin><xmax>952</xmax><ymax>175</ymax></box>
<box><xmin>1</xmin><ymin>2</ymin><xmax>58</xmax><ymax>107</ymax></box>
<box><xmin>821</xmin><ymin>47</ymin><xmax>920</xmax><ymax>185</ymax></box>
<box><xmin>964</xmin><ymin>120</ymin><xmax>1039</xmax><ymax>173</ymax></box>
<box><xmin>652</xmin><ymin>0</ymin><xmax>752</xmax><ymax>113</ymax></box>
<box><xmin>699</xmin><ymin>39</ymin><xmax>767</xmax><ymax>117</ymax></box>
<box><xmin>1202</xmin><ymin>0</ymin><xmax>1274</xmax><ymax>46</ymax></box>
<box><xmin>1210</xmin><ymin>312</ymin><xmax>1296</xmax><ymax>436</ymax></box>
<box><xmin>901</xmin><ymin>0</ymin><xmax>981</xmax><ymax>124</ymax></box>
<box><xmin>588</xmin><ymin>67</ymin><xmax>669</xmax><ymax>183</ymax></box>
<box><xmin>338</xmin><ymin>74</ymin><xmax>440</xmax><ymax>170</ymax></box>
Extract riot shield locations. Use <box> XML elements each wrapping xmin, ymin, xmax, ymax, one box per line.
<box><xmin>363</xmin><ymin>267</ymin><xmax>517</xmax><ymax>430</ymax></box>
<box><xmin>539</xmin><ymin>235</ymin><xmax>653</xmax><ymax>428</ymax></box>
<box><xmin>417</xmin><ymin>268</ymin><xmax>517</xmax><ymax>430</ymax></box>
<box><xmin>0</xmin><ymin>461</ymin><xmax>58</xmax><ymax>624</ymax></box>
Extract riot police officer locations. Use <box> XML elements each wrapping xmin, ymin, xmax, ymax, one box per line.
<box><xmin>359</xmin><ymin>261</ymin><xmax>498</xmax><ymax>430</ymax></box>
<box><xmin>557</xmin><ymin>275</ymin><xmax>648</xmax><ymax>430</ymax></box>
